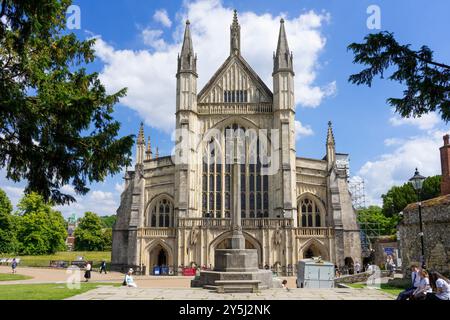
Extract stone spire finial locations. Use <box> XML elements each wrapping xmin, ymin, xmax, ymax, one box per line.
<box><xmin>177</xmin><ymin>19</ymin><xmax>197</xmax><ymax>74</ymax></box>
<box><xmin>155</xmin><ymin>147</ymin><xmax>159</xmax><ymax>159</ymax></box>
<box><xmin>273</xmin><ymin>17</ymin><xmax>293</xmax><ymax>74</ymax></box>
<box><xmin>327</xmin><ymin>121</ymin><xmax>335</xmax><ymax>146</ymax></box>
<box><xmin>137</xmin><ymin>122</ymin><xmax>145</xmax><ymax>145</ymax></box>
<box><xmin>230</xmin><ymin>9</ymin><xmax>241</xmax><ymax>55</ymax></box>
<box><xmin>146</xmin><ymin>136</ymin><xmax>152</xmax><ymax>160</ymax></box>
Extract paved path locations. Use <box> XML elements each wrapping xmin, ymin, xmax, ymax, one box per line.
<box><xmin>67</xmin><ymin>286</ymin><xmax>395</xmax><ymax>300</ymax></box>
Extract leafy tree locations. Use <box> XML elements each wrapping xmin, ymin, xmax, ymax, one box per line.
<box><xmin>0</xmin><ymin>188</ymin><xmax>18</xmax><ymax>253</ymax></box>
<box><xmin>15</xmin><ymin>192</ymin><xmax>67</xmax><ymax>255</ymax></box>
<box><xmin>74</xmin><ymin>212</ymin><xmax>105</xmax><ymax>251</ymax></box>
<box><xmin>348</xmin><ymin>32</ymin><xmax>450</xmax><ymax>122</ymax></box>
<box><xmin>382</xmin><ymin>175</ymin><xmax>442</xmax><ymax>216</ymax></box>
<box><xmin>0</xmin><ymin>0</ymin><xmax>134</xmax><ymax>205</ymax></box>
<box><xmin>357</xmin><ymin>206</ymin><xmax>398</xmax><ymax>236</ymax></box>
<box><xmin>102</xmin><ymin>228</ymin><xmax>113</xmax><ymax>251</ymax></box>
<box><xmin>421</xmin><ymin>175</ymin><xmax>441</xmax><ymax>200</ymax></box>
<box><xmin>100</xmin><ymin>215</ymin><xmax>116</xmax><ymax>228</ymax></box>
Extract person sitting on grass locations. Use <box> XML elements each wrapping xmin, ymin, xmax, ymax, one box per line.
<box><xmin>124</xmin><ymin>268</ymin><xmax>137</xmax><ymax>288</ymax></box>
<box><xmin>426</xmin><ymin>272</ymin><xmax>450</xmax><ymax>301</ymax></box>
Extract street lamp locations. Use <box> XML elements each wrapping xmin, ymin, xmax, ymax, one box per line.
<box><xmin>409</xmin><ymin>168</ymin><xmax>426</xmax><ymax>269</ymax></box>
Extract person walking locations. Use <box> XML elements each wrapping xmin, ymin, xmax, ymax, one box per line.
<box><xmin>11</xmin><ymin>258</ymin><xmax>17</xmax><ymax>274</ymax></box>
<box><xmin>397</xmin><ymin>265</ymin><xmax>421</xmax><ymax>300</ymax></box>
<box><xmin>84</xmin><ymin>262</ymin><xmax>92</xmax><ymax>282</ymax></box>
<box><xmin>123</xmin><ymin>268</ymin><xmax>137</xmax><ymax>288</ymax></box>
<box><xmin>411</xmin><ymin>270</ymin><xmax>432</xmax><ymax>300</ymax></box>
<box><xmin>99</xmin><ymin>260</ymin><xmax>107</xmax><ymax>274</ymax></box>
<box><xmin>426</xmin><ymin>272</ymin><xmax>450</xmax><ymax>301</ymax></box>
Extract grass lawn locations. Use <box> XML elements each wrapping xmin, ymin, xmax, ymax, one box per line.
<box><xmin>0</xmin><ymin>251</ymin><xmax>111</xmax><ymax>268</ymax></box>
<box><xmin>0</xmin><ymin>282</ymin><xmax>120</xmax><ymax>300</ymax></box>
<box><xmin>347</xmin><ymin>283</ymin><xmax>403</xmax><ymax>296</ymax></box>
<box><xmin>0</xmin><ymin>273</ymin><xmax>33</xmax><ymax>281</ymax></box>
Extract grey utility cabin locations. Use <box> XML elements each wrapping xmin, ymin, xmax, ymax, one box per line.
<box><xmin>296</xmin><ymin>258</ymin><xmax>335</xmax><ymax>288</ymax></box>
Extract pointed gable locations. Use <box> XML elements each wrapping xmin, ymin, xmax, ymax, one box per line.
<box><xmin>198</xmin><ymin>55</ymin><xmax>273</xmax><ymax>104</ymax></box>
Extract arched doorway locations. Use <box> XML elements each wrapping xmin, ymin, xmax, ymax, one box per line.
<box><xmin>209</xmin><ymin>231</ymin><xmax>263</xmax><ymax>266</ymax></box>
<box><xmin>300</xmin><ymin>239</ymin><xmax>329</xmax><ymax>260</ymax></box>
<box><xmin>148</xmin><ymin>243</ymin><xmax>173</xmax><ymax>275</ymax></box>
<box><xmin>304</xmin><ymin>248</ymin><xmax>314</xmax><ymax>259</ymax></box>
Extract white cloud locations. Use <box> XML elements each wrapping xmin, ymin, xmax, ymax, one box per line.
<box><xmin>94</xmin><ymin>0</ymin><xmax>334</xmax><ymax>133</ymax></box>
<box><xmin>295</xmin><ymin>120</ymin><xmax>314</xmax><ymax>140</ymax></box>
<box><xmin>115</xmin><ymin>182</ymin><xmax>125</xmax><ymax>193</ymax></box>
<box><xmin>153</xmin><ymin>9</ymin><xmax>172</xmax><ymax>28</ymax></box>
<box><xmin>356</xmin><ymin>129</ymin><xmax>449</xmax><ymax>205</ymax></box>
<box><xmin>383</xmin><ymin>137</ymin><xmax>404</xmax><ymax>147</ymax></box>
<box><xmin>389</xmin><ymin>112</ymin><xmax>440</xmax><ymax>131</ymax></box>
<box><xmin>2</xmin><ymin>186</ymin><xmax>24</xmax><ymax>207</ymax></box>
<box><xmin>141</xmin><ymin>28</ymin><xmax>168</xmax><ymax>50</ymax></box>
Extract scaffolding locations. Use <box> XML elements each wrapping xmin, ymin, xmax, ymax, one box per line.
<box><xmin>349</xmin><ymin>177</ymin><xmax>367</xmax><ymax>210</ymax></box>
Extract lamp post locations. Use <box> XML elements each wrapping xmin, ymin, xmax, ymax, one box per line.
<box><xmin>409</xmin><ymin>168</ymin><xmax>426</xmax><ymax>269</ymax></box>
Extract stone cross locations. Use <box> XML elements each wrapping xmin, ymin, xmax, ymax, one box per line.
<box><xmin>230</xmin><ymin>138</ymin><xmax>245</xmax><ymax>249</ymax></box>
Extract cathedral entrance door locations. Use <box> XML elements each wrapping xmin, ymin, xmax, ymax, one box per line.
<box><xmin>158</xmin><ymin>249</ymin><xmax>167</xmax><ymax>266</ymax></box>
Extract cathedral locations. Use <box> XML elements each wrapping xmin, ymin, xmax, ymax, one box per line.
<box><xmin>112</xmin><ymin>11</ymin><xmax>361</xmax><ymax>275</ymax></box>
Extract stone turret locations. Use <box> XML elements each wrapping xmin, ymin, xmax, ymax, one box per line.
<box><xmin>272</xmin><ymin>18</ymin><xmax>297</xmax><ymax>221</ymax></box>
<box><xmin>177</xmin><ymin>20</ymin><xmax>197</xmax><ymax>75</ymax></box>
<box><xmin>273</xmin><ymin>18</ymin><xmax>294</xmax><ymax>75</ymax></box>
<box><xmin>326</xmin><ymin>121</ymin><xmax>336</xmax><ymax>169</ymax></box>
<box><xmin>136</xmin><ymin>122</ymin><xmax>145</xmax><ymax>165</ymax></box>
<box><xmin>146</xmin><ymin>136</ymin><xmax>152</xmax><ymax>161</ymax></box>
<box><xmin>230</xmin><ymin>9</ymin><xmax>241</xmax><ymax>56</ymax></box>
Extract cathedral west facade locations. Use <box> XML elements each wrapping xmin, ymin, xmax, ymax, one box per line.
<box><xmin>112</xmin><ymin>12</ymin><xmax>361</xmax><ymax>275</ymax></box>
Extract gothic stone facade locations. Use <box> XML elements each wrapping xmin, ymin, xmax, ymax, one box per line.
<box><xmin>112</xmin><ymin>13</ymin><xmax>361</xmax><ymax>275</ymax></box>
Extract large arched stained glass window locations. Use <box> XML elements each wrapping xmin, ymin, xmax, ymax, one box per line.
<box><xmin>298</xmin><ymin>197</ymin><xmax>324</xmax><ymax>227</ymax></box>
<box><xmin>201</xmin><ymin>124</ymin><xmax>269</xmax><ymax>218</ymax></box>
<box><xmin>147</xmin><ymin>197</ymin><xmax>174</xmax><ymax>227</ymax></box>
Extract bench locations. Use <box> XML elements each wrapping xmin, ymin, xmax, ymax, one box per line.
<box><xmin>214</xmin><ymin>280</ymin><xmax>261</xmax><ymax>293</ymax></box>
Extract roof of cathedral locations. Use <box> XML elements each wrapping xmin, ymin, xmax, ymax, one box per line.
<box><xmin>197</xmin><ymin>53</ymin><xmax>273</xmax><ymax>100</ymax></box>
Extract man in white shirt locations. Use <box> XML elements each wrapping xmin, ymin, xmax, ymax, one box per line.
<box><xmin>397</xmin><ymin>265</ymin><xmax>420</xmax><ymax>300</ymax></box>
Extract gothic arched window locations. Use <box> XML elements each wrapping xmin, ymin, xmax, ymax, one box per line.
<box><xmin>147</xmin><ymin>197</ymin><xmax>173</xmax><ymax>228</ymax></box>
<box><xmin>201</xmin><ymin>124</ymin><xmax>270</xmax><ymax>219</ymax></box>
<box><xmin>298</xmin><ymin>197</ymin><xmax>324</xmax><ymax>227</ymax></box>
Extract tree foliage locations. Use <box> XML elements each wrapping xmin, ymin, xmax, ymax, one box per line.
<box><xmin>381</xmin><ymin>175</ymin><xmax>441</xmax><ymax>216</ymax></box>
<box><xmin>348</xmin><ymin>31</ymin><xmax>450</xmax><ymax>122</ymax></box>
<box><xmin>100</xmin><ymin>215</ymin><xmax>116</xmax><ymax>228</ymax></box>
<box><xmin>0</xmin><ymin>188</ymin><xmax>18</xmax><ymax>253</ymax></box>
<box><xmin>74</xmin><ymin>211</ymin><xmax>107</xmax><ymax>251</ymax></box>
<box><xmin>15</xmin><ymin>192</ymin><xmax>67</xmax><ymax>255</ymax></box>
<box><xmin>0</xmin><ymin>0</ymin><xmax>134</xmax><ymax>205</ymax></box>
<box><xmin>357</xmin><ymin>206</ymin><xmax>398</xmax><ymax>236</ymax></box>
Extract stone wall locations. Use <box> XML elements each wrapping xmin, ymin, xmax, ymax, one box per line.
<box><xmin>398</xmin><ymin>194</ymin><xmax>450</xmax><ymax>275</ymax></box>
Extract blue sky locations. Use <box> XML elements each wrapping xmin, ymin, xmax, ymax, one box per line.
<box><xmin>1</xmin><ymin>0</ymin><xmax>449</xmax><ymax>217</ymax></box>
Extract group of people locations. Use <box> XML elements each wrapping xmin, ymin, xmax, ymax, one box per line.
<box><xmin>397</xmin><ymin>265</ymin><xmax>450</xmax><ymax>301</ymax></box>
<box><xmin>83</xmin><ymin>260</ymin><xmax>108</xmax><ymax>282</ymax></box>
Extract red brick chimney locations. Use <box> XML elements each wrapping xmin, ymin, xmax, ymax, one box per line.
<box><xmin>440</xmin><ymin>134</ymin><xmax>450</xmax><ymax>195</ymax></box>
